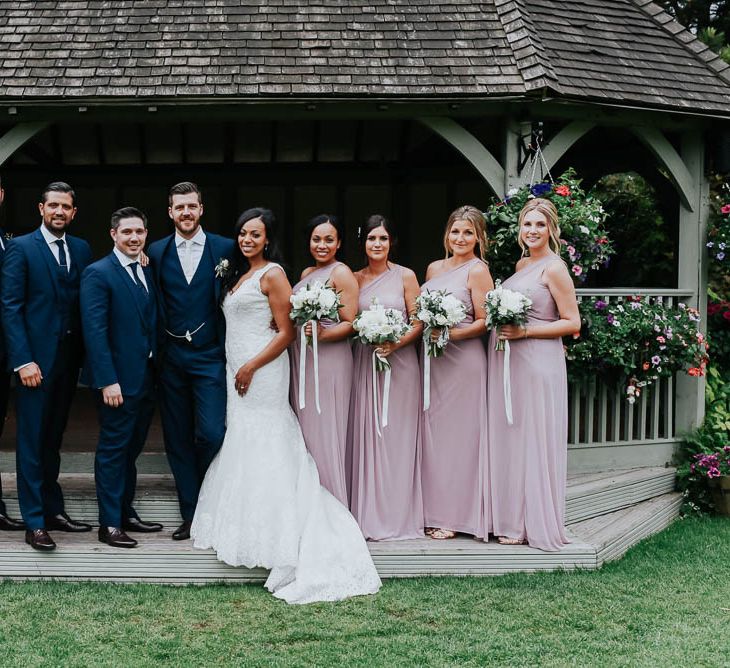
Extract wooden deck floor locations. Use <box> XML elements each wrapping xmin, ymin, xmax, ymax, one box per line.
<box><xmin>0</xmin><ymin>467</ymin><xmax>681</xmax><ymax>582</ymax></box>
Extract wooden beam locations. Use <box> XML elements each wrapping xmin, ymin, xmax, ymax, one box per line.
<box><xmin>630</xmin><ymin>126</ymin><xmax>696</xmax><ymax>211</ymax></box>
<box><xmin>542</xmin><ymin>120</ymin><xmax>596</xmax><ymax>171</ymax></box>
<box><xmin>0</xmin><ymin>122</ymin><xmax>49</xmax><ymax>166</ymax></box>
<box><xmin>417</xmin><ymin>117</ymin><xmax>504</xmax><ymax>197</ymax></box>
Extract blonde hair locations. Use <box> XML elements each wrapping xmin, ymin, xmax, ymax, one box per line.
<box><xmin>517</xmin><ymin>198</ymin><xmax>562</xmax><ymax>256</ymax></box>
<box><xmin>443</xmin><ymin>205</ymin><xmax>488</xmax><ymax>262</ymax></box>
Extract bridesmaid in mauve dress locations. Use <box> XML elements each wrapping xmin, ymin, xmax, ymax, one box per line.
<box><xmin>420</xmin><ymin>206</ymin><xmax>494</xmax><ymax>540</ymax></box>
<box><xmin>290</xmin><ymin>215</ymin><xmax>359</xmax><ymax>506</ymax></box>
<box><xmin>486</xmin><ymin>198</ymin><xmax>580</xmax><ymax>551</ymax></box>
<box><xmin>349</xmin><ymin>215</ymin><xmax>424</xmax><ymax>540</ymax></box>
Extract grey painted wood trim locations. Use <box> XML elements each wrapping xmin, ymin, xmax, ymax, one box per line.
<box><xmin>0</xmin><ymin>121</ymin><xmax>48</xmax><ymax>166</ymax></box>
<box><xmin>630</xmin><ymin>126</ymin><xmax>696</xmax><ymax>210</ymax></box>
<box><xmin>417</xmin><ymin>116</ymin><xmax>504</xmax><ymax>197</ymax></box>
<box><xmin>542</xmin><ymin>120</ymin><xmax>596</xmax><ymax>171</ymax></box>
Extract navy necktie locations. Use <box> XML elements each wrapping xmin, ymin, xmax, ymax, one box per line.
<box><xmin>55</xmin><ymin>239</ymin><xmax>68</xmax><ymax>271</ymax></box>
<box><xmin>129</xmin><ymin>261</ymin><xmax>149</xmax><ymax>295</ymax></box>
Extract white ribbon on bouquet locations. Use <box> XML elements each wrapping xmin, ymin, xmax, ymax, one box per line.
<box><xmin>298</xmin><ymin>320</ymin><xmax>321</xmax><ymax>414</ymax></box>
<box><xmin>503</xmin><ymin>340</ymin><xmax>514</xmax><ymax>425</ymax></box>
<box><xmin>372</xmin><ymin>351</ymin><xmax>392</xmax><ymax>436</ymax></box>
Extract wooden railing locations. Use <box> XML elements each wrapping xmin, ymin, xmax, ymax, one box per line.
<box><xmin>568</xmin><ymin>289</ymin><xmax>695</xmax><ymax>448</ymax></box>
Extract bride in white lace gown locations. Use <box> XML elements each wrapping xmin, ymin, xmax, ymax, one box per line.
<box><xmin>191</xmin><ymin>208</ymin><xmax>381</xmax><ymax>604</ymax></box>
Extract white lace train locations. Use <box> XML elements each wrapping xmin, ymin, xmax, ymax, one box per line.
<box><xmin>191</xmin><ymin>263</ymin><xmax>381</xmax><ymax>603</ymax></box>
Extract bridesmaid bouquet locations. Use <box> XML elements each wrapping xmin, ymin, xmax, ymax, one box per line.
<box><xmin>484</xmin><ymin>281</ymin><xmax>533</xmax><ymax>351</ymax></box>
<box><xmin>416</xmin><ymin>289</ymin><xmax>467</xmax><ymax>357</ymax></box>
<box><xmin>484</xmin><ymin>281</ymin><xmax>532</xmax><ymax>425</ymax></box>
<box><xmin>352</xmin><ymin>299</ymin><xmax>412</xmax><ymax>372</ymax></box>
<box><xmin>289</xmin><ymin>280</ymin><xmax>342</xmax><ymax>414</ymax></box>
<box><xmin>353</xmin><ymin>300</ymin><xmax>412</xmax><ymax>434</ymax></box>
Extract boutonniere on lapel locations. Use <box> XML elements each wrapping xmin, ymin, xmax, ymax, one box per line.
<box><xmin>4</xmin><ymin>232</ymin><xmax>13</xmax><ymax>241</ymax></box>
<box><xmin>214</xmin><ymin>258</ymin><xmax>231</xmax><ymax>279</ymax></box>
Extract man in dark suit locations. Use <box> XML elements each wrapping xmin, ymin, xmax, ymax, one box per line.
<box><xmin>81</xmin><ymin>207</ymin><xmax>161</xmax><ymax>548</ymax></box>
<box><xmin>147</xmin><ymin>182</ymin><xmax>233</xmax><ymax>540</ymax></box>
<box><xmin>2</xmin><ymin>181</ymin><xmax>93</xmax><ymax>551</ymax></box>
<box><xmin>0</xmin><ymin>176</ymin><xmax>24</xmax><ymax>531</ymax></box>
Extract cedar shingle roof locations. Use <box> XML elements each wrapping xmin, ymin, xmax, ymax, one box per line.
<box><xmin>1</xmin><ymin>0</ymin><xmax>729</xmax><ymax>116</ymax></box>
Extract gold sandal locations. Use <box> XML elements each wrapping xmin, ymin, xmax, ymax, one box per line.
<box><xmin>430</xmin><ymin>528</ymin><xmax>456</xmax><ymax>540</ymax></box>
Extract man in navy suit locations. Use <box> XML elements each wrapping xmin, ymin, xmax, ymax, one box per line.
<box><xmin>2</xmin><ymin>181</ymin><xmax>93</xmax><ymax>551</ymax></box>
<box><xmin>0</xmin><ymin>176</ymin><xmax>24</xmax><ymax>531</ymax></box>
<box><xmin>147</xmin><ymin>182</ymin><xmax>233</xmax><ymax>540</ymax></box>
<box><xmin>81</xmin><ymin>207</ymin><xmax>161</xmax><ymax>548</ymax></box>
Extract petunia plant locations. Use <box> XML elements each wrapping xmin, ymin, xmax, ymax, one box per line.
<box><xmin>707</xmin><ymin>199</ymin><xmax>730</xmax><ymax>268</ymax></box>
<box><xmin>565</xmin><ymin>296</ymin><xmax>709</xmax><ymax>402</ymax></box>
<box><xmin>484</xmin><ymin>168</ymin><xmax>614</xmax><ymax>283</ymax></box>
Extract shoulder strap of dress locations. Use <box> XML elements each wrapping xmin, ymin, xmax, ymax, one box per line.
<box><xmin>255</xmin><ymin>262</ymin><xmax>283</xmax><ymax>282</ymax></box>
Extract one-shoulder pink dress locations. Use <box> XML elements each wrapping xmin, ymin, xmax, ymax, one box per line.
<box><xmin>289</xmin><ymin>262</ymin><xmax>352</xmax><ymax>506</ymax></box>
<box><xmin>348</xmin><ymin>264</ymin><xmax>424</xmax><ymax>540</ymax></box>
<box><xmin>419</xmin><ymin>258</ymin><xmax>489</xmax><ymax>536</ymax></box>
<box><xmin>486</xmin><ymin>255</ymin><xmax>570</xmax><ymax>551</ymax></box>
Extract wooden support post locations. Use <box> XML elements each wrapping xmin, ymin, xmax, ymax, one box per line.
<box><xmin>0</xmin><ymin>122</ymin><xmax>49</xmax><ymax>166</ymax></box>
<box><xmin>417</xmin><ymin>117</ymin><xmax>505</xmax><ymax>198</ymax></box>
<box><xmin>675</xmin><ymin>130</ymin><xmax>709</xmax><ymax>433</ymax></box>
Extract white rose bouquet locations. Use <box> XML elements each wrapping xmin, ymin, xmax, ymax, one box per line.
<box><xmin>484</xmin><ymin>281</ymin><xmax>533</xmax><ymax>351</ymax></box>
<box><xmin>289</xmin><ymin>280</ymin><xmax>342</xmax><ymax>414</ymax></box>
<box><xmin>484</xmin><ymin>281</ymin><xmax>532</xmax><ymax>425</ymax></box>
<box><xmin>416</xmin><ymin>289</ymin><xmax>467</xmax><ymax>358</ymax></box>
<box><xmin>352</xmin><ymin>299</ymin><xmax>412</xmax><ymax>434</ymax></box>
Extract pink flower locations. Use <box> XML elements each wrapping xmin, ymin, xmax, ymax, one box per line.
<box><xmin>722</xmin><ymin>204</ymin><xmax>730</xmax><ymax>215</ymax></box>
<box><xmin>656</xmin><ymin>336</ymin><xmax>666</xmax><ymax>344</ymax></box>
<box><xmin>572</xmin><ymin>265</ymin><xmax>583</xmax><ymax>276</ymax></box>
<box><xmin>555</xmin><ymin>185</ymin><xmax>571</xmax><ymax>196</ymax></box>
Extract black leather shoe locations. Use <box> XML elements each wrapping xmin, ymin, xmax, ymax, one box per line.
<box><xmin>172</xmin><ymin>520</ymin><xmax>192</xmax><ymax>541</ymax></box>
<box><xmin>0</xmin><ymin>512</ymin><xmax>25</xmax><ymax>531</ymax></box>
<box><xmin>25</xmin><ymin>529</ymin><xmax>56</xmax><ymax>551</ymax></box>
<box><xmin>98</xmin><ymin>526</ymin><xmax>138</xmax><ymax>548</ymax></box>
<box><xmin>123</xmin><ymin>517</ymin><xmax>163</xmax><ymax>533</ymax></box>
<box><xmin>45</xmin><ymin>512</ymin><xmax>92</xmax><ymax>533</ymax></box>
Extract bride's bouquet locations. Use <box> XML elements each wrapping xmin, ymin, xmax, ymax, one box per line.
<box><xmin>484</xmin><ymin>281</ymin><xmax>532</xmax><ymax>351</ymax></box>
<box><xmin>289</xmin><ymin>280</ymin><xmax>342</xmax><ymax>414</ymax></box>
<box><xmin>353</xmin><ymin>299</ymin><xmax>411</xmax><ymax>434</ymax></box>
<box><xmin>484</xmin><ymin>281</ymin><xmax>532</xmax><ymax>425</ymax></box>
<box><xmin>415</xmin><ymin>289</ymin><xmax>467</xmax><ymax>357</ymax></box>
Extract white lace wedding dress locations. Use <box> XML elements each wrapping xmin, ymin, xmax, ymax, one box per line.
<box><xmin>191</xmin><ymin>263</ymin><xmax>381</xmax><ymax>604</ymax></box>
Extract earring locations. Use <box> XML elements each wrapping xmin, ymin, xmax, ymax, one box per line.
<box><xmin>264</xmin><ymin>243</ymin><xmax>269</xmax><ymax>252</ymax></box>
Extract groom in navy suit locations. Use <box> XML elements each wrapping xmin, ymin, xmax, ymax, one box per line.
<box><xmin>0</xmin><ymin>176</ymin><xmax>24</xmax><ymax>531</ymax></box>
<box><xmin>147</xmin><ymin>182</ymin><xmax>234</xmax><ymax>540</ymax></box>
<box><xmin>81</xmin><ymin>207</ymin><xmax>161</xmax><ymax>549</ymax></box>
<box><xmin>1</xmin><ymin>182</ymin><xmax>93</xmax><ymax>551</ymax></box>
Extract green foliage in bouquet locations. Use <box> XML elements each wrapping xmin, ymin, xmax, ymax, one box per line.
<box><xmin>565</xmin><ymin>296</ymin><xmax>709</xmax><ymax>402</ymax></box>
<box><xmin>484</xmin><ymin>168</ymin><xmax>614</xmax><ymax>282</ymax></box>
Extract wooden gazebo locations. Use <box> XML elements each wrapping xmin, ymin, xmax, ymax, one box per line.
<box><xmin>0</xmin><ymin>0</ymin><xmax>729</xmax><ymax>580</ymax></box>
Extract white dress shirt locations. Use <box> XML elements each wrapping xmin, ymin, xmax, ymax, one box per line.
<box><xmin>175</xmin><ymin>227</ymin><xmax>206</xmax><ymax>284</ymax></box>
<box><xmin>40</xmin><ymin>223</ymin><xmax>71</xmax><ymax>270</ymax></box>
<box><xmin>113</xmin><ymin>247</ymin><xmax>149</xmax><ymax>291</ymax></box>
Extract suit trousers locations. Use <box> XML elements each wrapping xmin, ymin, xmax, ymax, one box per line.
<box><xmin>95</xmin><ymin>364</ymin><xmax>155</xmax><ymax>527</ymax></box>
<box><xmin>15</xmin><ymin>336</ymin><xmax>81</xmax><ymax>529</ymax></box>
<box><xmin>158</xmin><ymin>341</ymin><xmax>226</xmax><ymax>521</ymax></box>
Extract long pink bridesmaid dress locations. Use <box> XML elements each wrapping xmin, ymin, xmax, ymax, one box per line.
<box><xmin>289</xmin><ymin>262</ymin><xmax>352</xmax><ymax>506</ymax></box>
<box><xmin>420</xmin><ymin>258</ymin><xmax>489</xmax><ymax>536</ymax></box>
<box><xmin>348</xmin><ymin>264</ymin><xmax>424</xmax><ymax>540</ymax></box>
<box><xmin>487</xmin><ymin>254</ymin><xmax>570</xmax><ymax>551</ymax></box>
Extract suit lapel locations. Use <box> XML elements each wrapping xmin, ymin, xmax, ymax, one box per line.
<box><xmin>33</xmin><ymin>229</ymin><xmax>60</xmax><ymax>300</ymax></box>
<box><xmin>205</xmin><ymin>236</ymin><xmax>222</xmax><ymax>302</ymax></box>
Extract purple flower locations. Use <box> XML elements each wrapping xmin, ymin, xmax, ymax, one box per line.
<box><xmin>607</xmin><ymin>313</ymin><xmax>615</xmax><ymax>324</ymax></box>
<box><xmin>530</xmin><ymin>182</ymin><xmax>552</xmax><ymax>197</ymax></box>
<box><xmin>718</xmin><ymin>252</ymin><xmax>726</xmax><ymax>261</ymax></box>
<box><xmin>651</xmin><ymin>355</ymin><xmax>661</xmax><ymax>365</ymax></box>
<box><xmin>595</xmin><ymin>300</ymin><xmax>608</xmax><ymax>310</ymax></box>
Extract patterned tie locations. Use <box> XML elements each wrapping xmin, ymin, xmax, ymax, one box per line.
<box><xmin>128</xmin><ymin>261</ymin><xmax>149</xmax><ymax>295</ymax></box>
<box><xmin>55</xmin><ymin>239</ymin><xmax>68</xmax><ymax>271</ymax></box>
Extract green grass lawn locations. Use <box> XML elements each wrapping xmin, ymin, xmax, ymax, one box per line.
<box><xmin>1</xmin><ymin>517</ymin><xmax>729</xmax><ymax>667</ymax></box>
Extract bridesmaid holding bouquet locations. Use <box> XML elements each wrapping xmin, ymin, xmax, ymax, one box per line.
<box><xmin>486</xmin><ymin>198</ymin><xmax>580</xmax><ymax>551</ymax></box>
<box><xmin>420</xmin><ymin>206</ymin><xmax>493</xmax><ymax>540</ymax></box>
<box><xmin>290</xmin><ymin>215</ymin><xmax>359</xmax><ymax>505</ymax></box>
<box><xmin>349</xmin><ymin>215</ymin><xmax>424</xmax><ymax>540</ymax></box>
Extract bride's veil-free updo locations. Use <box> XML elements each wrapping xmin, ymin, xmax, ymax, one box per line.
<box><xmin>222</xmin><ymin>207</ymin><xmax>287</xmax><ymax>296</ymax></box>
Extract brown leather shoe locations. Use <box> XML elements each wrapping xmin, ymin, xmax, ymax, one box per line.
<box><xmin>172</xmin><ymin>520</ymin><xmax>192</xmax><ymax>541</ymax></box>
<box><xmin>25</xmin><ymin>529</ymin><xmax>56</xmax><ymax>551</ymax></box>
<box><xmin>45</xmin><ymin>512</ymin><xmax>92</xmax><ymax>533</ymax></box>
<box><xmin>98</xmin><ymin>526</ymin><xmax>138</xmax><ymax>548</ymax></box>
<box><xmin>123</xmin><ymin>517</ymin><xmax>163</xmax><ymax>533</ymax></box>
<box><xmin>0</xmin><ymin>512</ymin><xmax>25</xmax><ymax>531</ymax></box>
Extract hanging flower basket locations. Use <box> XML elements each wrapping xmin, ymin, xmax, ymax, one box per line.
<box><xmin>484</xmin><ymin>168</ymin><xmax>614</xmax><ymax>282</ymax></box>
